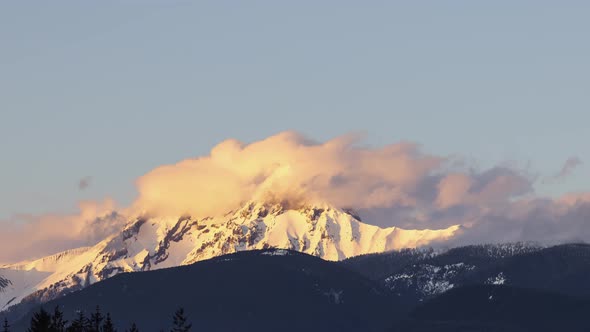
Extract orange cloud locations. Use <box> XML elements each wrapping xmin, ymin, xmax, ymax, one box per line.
<box><xmin>436</xmin><ymin>174</ymin><xmax>472</xmax><ymax>209</ymax></box>
<box><xmin>132</xmin><ymin>132</ymin><xmax>443</xmax><ymax>217</ymax></box>
<box><xmin>0</xmin><ymin>199</ymin><xmax>122</xmax><ymax>264</ymax></box>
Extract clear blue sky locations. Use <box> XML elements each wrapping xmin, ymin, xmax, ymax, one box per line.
<box><xmin>1</xmin><ymin>1</ymin><xmax>588</xmax><ymax>219</ymax></box>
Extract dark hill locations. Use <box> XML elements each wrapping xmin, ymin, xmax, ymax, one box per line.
<box><xmin>343</xmin><ymin>243</ymin><xmax>590</xmax><ymax>305</ymax></box>
<box><xmin>468</xmin><ymin>243</ymin><xmax>590</xmax><ymax>296</ymax></box>
<box><xmin>391</xmin><ymin>284</ymin><xmax>590</xmax><ymax>332</ymax></box>
<box><xmin>10</xmin><ymin>249</ymin><xmax>398</xmax><ymax>332</ymax></box>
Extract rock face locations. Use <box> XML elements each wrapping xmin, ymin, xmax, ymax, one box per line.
<box><xmin>0</xmin><ymin>200</ymin><xmax>459</xmax><ymax>311</ymax></box>
<box><xmin>0</xmin><ymin>276</ymin><xmax>10</xmax><ymax>294</ymax></box>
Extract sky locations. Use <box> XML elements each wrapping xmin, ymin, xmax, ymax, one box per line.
<box><xmin>1</xmin><ymin>2</ymin><xmax>589</xmax><ymax>225</ymax></box>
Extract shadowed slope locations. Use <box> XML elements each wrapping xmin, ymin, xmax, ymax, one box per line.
<box><xmin>9</xmin><ymin>249</ymin><xmax>398</xmax><ymax>332</ymax></box>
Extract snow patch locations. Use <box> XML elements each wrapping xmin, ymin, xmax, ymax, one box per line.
<box><xmin>323</xmin><ymin>289</ymin><xmax>344</xmax><ymax>304</ymax></box>
<box><xmin>262</xmin><ymin>249</ymin><xmax>290</xmax><ymax>256</ymax></box>
<box><xmin>385</xmin><ymin>262</ymin><xmax>475</xmax><ymax>297</ymax></box>
<box><xmin>486</xmin><ymin>272</ymin><xmax>506</xmax><ymax>285</ymax></box>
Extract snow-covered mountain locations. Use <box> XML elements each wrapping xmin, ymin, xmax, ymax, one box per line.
<box><xmin>0</xmin><ymin>200</ymin><xmax>460</xmax><ymax>311</ymax></box>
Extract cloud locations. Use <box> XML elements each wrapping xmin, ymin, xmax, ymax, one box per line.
<box><xmin>544</xmin><ymin>157</ymin><xmax>583</xmax><ymax>183</ymax></box>
<box><xmin>132</xmin><ymin>132</ymin><xmax>538</xmax><ymax>233</ymax></box>
<box><xmin>132</xmin><ymin>132</ymin><xmax>445</xmax><ymax>217</ymax></box>
<box><xmin>557</xmin><ymin>157</ymin><xmax>582</xmax><ymax>179</ymax></box>
<box><xmin>0</xmin><ymin>199</ymin><xmax>123</xmax><ymax>264</ymax></box>
<box><xmin>78</xmin><ymin>176</ymin><xmax>93</xmax><ymax>190</ymax></box>
<box><xmin>2</xmin><ymin>131</ymin><xmax>589</xmax><ymax>263</ymax></box>
<box><xmin>436</xmin><ymin>174</ymin><xmax>473</xmax><ymax>209</ymax></box>
<box><xmin>444</xmin><ymin>197</ymin><xmax>590</xmax><ymax>247</ymax></box>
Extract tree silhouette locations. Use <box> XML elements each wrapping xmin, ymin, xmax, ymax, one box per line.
<box><xmin>126</xmin><ymin>323</ymin><xmax>139</xmax><ymax>332</ymax></box>
<box><xmin>102</xmin><ymin>313</ymin><xmax>116</xmax><ymax>332</ymax></box>
<box><xmin>28</xmin><ymin>308</ymin><xmax>51</xmax><ymax>332</ymax></box>
<box><xmin>171</xmin><ymin>308</ymin><xmax>191</xmax><ymax>332</ymax></box>
<box><xmin>50</xmin><ymin>306</ymin><xmax>67</xmax><ymax>332</ymax></box>
<box><xmin>67</xmin><ymin>311</ymin><xmax>91</xmax><ymax>332</ymax></box>
<box><xmin>90</xmin><ymin>306</ymin><xmax>104</xmax><ymax>332</ymax></box>
<box><xmin>2</xmin><ymin>318</ymin><xmax>9</xmax><ymax>332</ymax></box>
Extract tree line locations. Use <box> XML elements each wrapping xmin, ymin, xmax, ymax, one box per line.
<box><xmin>2</xmin><ymin>305</ymin><xmax>192</xmax><ymax>332</ymax></box>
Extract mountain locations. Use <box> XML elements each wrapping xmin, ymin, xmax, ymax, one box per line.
<box><xmin>6</xmin><ymin>243</ymin><xmax>590</xmax><ymax>331</ymax></box>
<box><xmin>0</xmin><ymin>247</ymin><xmax>90</xmax><ymax>311</ymax></box>
<box><xmin>0</xmin><ymin>200</ymin><xmax>459</xmax><ymax>313</ymax></box>
<box><xmin>465</xmin><ymin>243</ymin><xmax>590</xmax><ymax>296</ymax></box>
<box><xmin>344</xmin><ymin>243</ymin><xmax>590</xmax><ymax>305</ymax></box>
<box><xmin>392</xmin><ymin>284</ymin><xmax>590</xmax><ymax>332</ymax></box>
<box><xmin>7</xmin><ymin>249</ymin><xmax>399</xmax><ymax>332</ymax></box>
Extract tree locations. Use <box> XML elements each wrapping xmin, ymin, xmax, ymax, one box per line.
<box><xmin>28</xmin><ymin>308</ymin><xmax>51</xmax><ymax>332</ymax></box>
<box><xmin>126</xmin><ymin>323</ymin><xmax>139</xmax><ymax>332</ymax></box>
<box><xmin>2</xmin><ymin>318</ymin><xmax>9</xmax><ymax>332</ymax></box>
<box><xmin>67</xmin><ymin>311</ymin><xmax>91</xmax><ymax>332</ymax></box>
<box><xmin>50</xmin><ymin>306</ymin><xmax>67</xmax><ymax>332</ymax></box>
<box><xmin>101</xmin><ymin>313</ymin><xmax>116</xmax><ymax>332</ymax></box>
<box><xmin>90</xmin><ymin>306</ymin><xmax>104</xmax><ymax>332</ymax></box>
<box><xmin>170</xmin><ymin>308</ymin><xmax>191</xmax><ymax>332</ymax></box>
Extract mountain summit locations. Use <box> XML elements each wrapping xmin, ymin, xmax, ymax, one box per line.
<box><xmin>0</xmin><ymin>200</ymin><xmax>459</xmax><ymax>311</ymax></box>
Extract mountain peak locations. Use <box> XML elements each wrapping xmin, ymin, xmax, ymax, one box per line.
<box><xmin>235</xmin><ymin>198</ymin><xmax>334</xmax><ymax>221</ymax></box>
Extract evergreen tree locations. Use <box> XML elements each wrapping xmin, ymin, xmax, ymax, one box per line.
<box><xmin>125</xmin><ymin>323</ymin><xmax>139</xmax><ymax>332</ymax></box>
<box><xmin>101</xmin><ymin>313</ymin><xmax>116</xmax><ymax>332</ymax></box>
<box><xmin>170</xmin><ymin>308</ymin><xmax>191</xmax><ymax>332</ymax></box>
<box><xmin>67</xmin><ymin>311</ymin><xmax>91</xmax><ymax>332</ymax></box>
<box><xmin>90</xmin><ymin>306</ymin><xmax>103</xmax><ymax>332</ymax></box>
<box><xmin>28</xmin><ymin>308</ymin><xmax>51</xmax><ymax>332</ymax></box>
<box><xmin>2</xmin><ymin>318</ymin><xmax>9</xmax><ymax>332</ymax></box>
<box><xmin>49</xmin><ymin>306</ymin><xmax>67</xmax><ymax>332</ymax></box>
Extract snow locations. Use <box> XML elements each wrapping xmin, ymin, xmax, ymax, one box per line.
<box><xmin>0</xmin><ymin>268</ymin><xmax>51</xmax><ymax>310</ymax></box>
<box><xmin>1</xmin><ymin>247</ymin><xmax>93</xmax><ymax>272</ymax></box>
<box><xmin>422</xmin><ymin>280</ymin><xmax>454</xmax><ymax>295</ymax></box>
<box><xmin>266</xmin><ymin>211</ymin><xmax>310</xmax><ymax>248</ymax></box>
<box><xmin>385</xmin><ymin>273</ymin><xmax>413</xmax><ymax>284</ymax></box>
<box><xmin>385</xmin><ymin>262</ymin><xmax>475</xmax><ymax>297</ymax></box>
<box><xmin>486</xmin><ymin>272</ymin><xmax>507</xmax><ymax>285</ymax></box>
<box><xmin>261</xmin><ymin>249</ymin><xmax>290</xmax><ymax>256</ymax></box>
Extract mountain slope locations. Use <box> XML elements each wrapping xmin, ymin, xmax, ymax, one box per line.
<box><xmin>0</xmin><ymin>200</ymin><xmax>459</xmax><ymax>312</ymax></box>
<box><xmin>10</xmin><ymin>248</ymin><xmax>590</xmax><ymax>332</ymax></box>
<box><xmin>344</xmin><ymin>243</ymin><xmax>590</xmax><ymax>305</ymax></box>
<box><xmin>391</xmin><ymin>285</ymin><xmax>590</xmax><ymax>332</ymax></box>
<box><xmin>467</xmin><ymin>243</ymin><xmax>590</xmax><ymax>297</ymax></box>
<box><xmin>8</xmin><ymin>249</ymin><xmax>398</xmax><ymax>332</ymax></box>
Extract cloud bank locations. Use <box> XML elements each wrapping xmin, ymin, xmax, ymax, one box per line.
<box><xmin>132</xmin><ymin>132</ymin><xmax>445</xmax><ymax>217</ymax></box>
<box><xmin>1</xmin><ymin>131</ymin><xmax>589</xmax><ymax>263</ymax></box>
<box><xmin>0</xmin><ymin>199</ymin><xmax>124</xmax><ymax>264</ymax></box>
